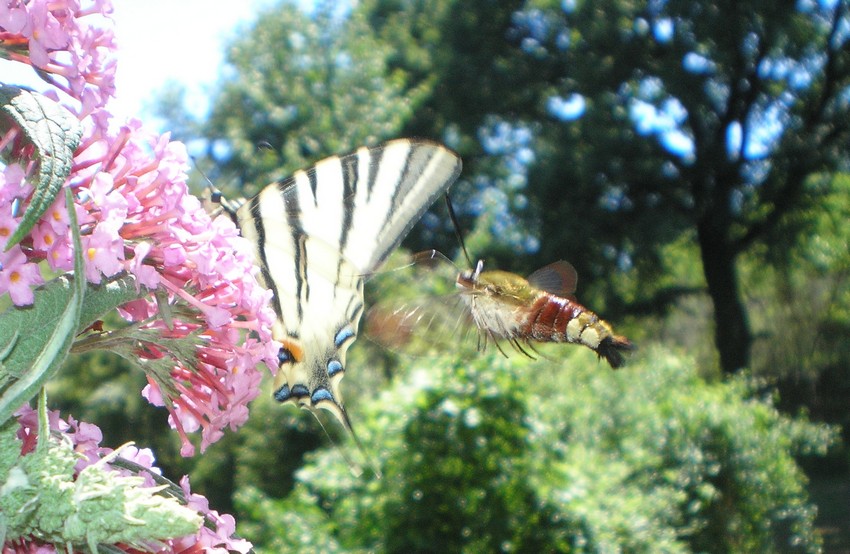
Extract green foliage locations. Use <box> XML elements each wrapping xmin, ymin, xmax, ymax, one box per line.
<box><xmin>0</xmin><ymin>190</ymin><xmax>84</xmax><ymax>426</ymax></box>
<box><xmin>236</xmin><ymin>347</ymin><xmax>833</xmax><ymax>553</ymax></box>
<box><xmin>750</xmin><ymin>172</ymin><xmax>850</xmax><ymax>379</ymax></box>
<box><xmin>0</xmin><ymin>86</ymin><xmax>82</xmax><ymax>249</ymax></box>
<box><xmin>203</xmin><ymin>2</ymin><xmax>426</xmax><ymax>193</ymax></box>
<box><xmin>0</xmin><ymin>423</ymin><xmax>201</xmax><ymax>551</ymax></box>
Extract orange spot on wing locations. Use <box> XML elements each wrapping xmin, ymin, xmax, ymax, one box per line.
<box><xmin>282</xmin><ymin>338</ymin><xmax>304</xmax><ymax>363</ymax></box>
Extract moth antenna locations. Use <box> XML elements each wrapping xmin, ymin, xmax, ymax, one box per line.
<box><xmin>411</xmin><ymin>248</ymin><xmax>457</xmax><ymax>270</ymax></box>
<box><xmin>445</xmin><ymin>194</ymin><xmax>473</xmax><ymax>267</ymax></box>
<box><xmin>360</xmin><ymin>249</ymin><xmax>457</xmax><ymax>284</ymax></box>
<box><xmin>473</xmin><ymin>259</ymin><xmax>484</xmax><ymax>280</ymax></box>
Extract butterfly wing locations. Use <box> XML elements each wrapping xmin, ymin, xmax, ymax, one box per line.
<box><xmin>236</xmin><ymin>139</ymin><xmax>461</xmax><ymax>434</ymax></box>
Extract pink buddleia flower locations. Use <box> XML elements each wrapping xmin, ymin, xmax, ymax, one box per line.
<box><xmin>0</xmin><ymin>161</ymin><xmax>29</xmax><ymax>203</ymax></box>
<box><xmin>72</xmin><ymin>121</ymin><xmax>278</xmax><ymax>454</ymax></box>
<box><xmin>177</xmin><ymin>476</ymin><xmax>253</xmax><ymax>554</ymax></box>
<box><xmin>20</xmin><ymin>1</ymin><xmax>70</xmax><ymax>68</ymax></box>
<box><xmin>1</xmin><ymin>3</ymin><xmax>279</xmax><ymax>552</ymax></box>
<box><xmin>129</xmin><ymin>241</ymin><xmax>160</xmax><ymax>289</ymax></box>
<box><xmin>1</xmin><ymin>542</ymin><xmax>59</xmax><ymax>553</ymax></box>
<box><xmin>0</xmin><ymin>245</ymin><xmax>44</xmax><ymax>305</ymax></box>
<box><xmin>1</xmin><ymin>2</ymin><xmax>278</xmax><ymax>453</ymax></box>
<box><xmin>53</xmin><ymin>119</ymin><xmax>278</xmax><ymax>454</ymax></box>
<box><xmin>1</xmin><ymin>111</ymin><xmax>277</xmax><ymax>452</ymax></box>
<box><xmin>0</xmin><ymin>2</ymin><xmax>28</xmax><ymax>34</ymax></box>
<box><xmin>0</xmin><ymin>0</ymin><xmax>115</xmax><ymax>109</ymax></box>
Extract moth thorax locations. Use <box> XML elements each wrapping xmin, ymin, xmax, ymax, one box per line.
<box><xmin>467</xmin><ymin>292</ymin><xmax>521</xmax><ymax>339</ymax></box>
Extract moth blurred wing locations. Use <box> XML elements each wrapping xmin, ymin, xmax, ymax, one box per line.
<box><xmin>526</xmin><ymin>260</ymin><xmax>578</xmax><ymax>297</ymax></box>
<box><xmin>365</xmin><ymin>293</ymin><xmax>477</xmax><ymax>357</ymax></box>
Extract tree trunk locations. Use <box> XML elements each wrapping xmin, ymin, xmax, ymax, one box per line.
<box><xmin>697</xmin><ymin>219</ymin><xmax>752</xmax><ymax>374</ymax></box>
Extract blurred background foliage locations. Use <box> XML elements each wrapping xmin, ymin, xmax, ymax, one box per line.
<box><xmin>51</xmin><ymin>0</ymin><xmax>850</xmax><ymax>550</ymax></box>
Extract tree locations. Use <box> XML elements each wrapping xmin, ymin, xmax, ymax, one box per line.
<box><xmin>200</xmin><ymin>1</ymin><xmax>433</xmax><ymax>193</ymax></box>
<box><xmin>189</xmin><ymin>1</ymin><xmax>850</xmax><ymax>376</ymax></box>
<box><xmin>235</xmin><ymin>349</ymin><xmax>834</xmax><ymax>553</ymax></box>
<box><xmin>359</xmin><ymin>0</ymin><xmax>850</xmax><ymax>373</ymax></box>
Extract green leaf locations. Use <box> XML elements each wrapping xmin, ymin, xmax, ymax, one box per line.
<box><xmin>0</xmin><ymin>433</ymin><xmax>203</xmax><ymax>549</ymax></box>
<box><xmin>0</xmin><ymin>85</ymin><xmax>82</xmax><ymax>250</ymax></box>
<box><xmin>0</xmin><ymin>273</ymin><xmax>142</xmax><ymax>382</ymax></box>
<box><xmin>0</xmin><ymin>189</ymin><xmax>85</xmax><ymax>425</ymax></box>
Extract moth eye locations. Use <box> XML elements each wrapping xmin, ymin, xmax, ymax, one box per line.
<box><xmin>210</xmin><ymin>190</ymin><xmax>223</xmax><ymax>203</ymax></box>
<box><xmin>327</xmin><ymin>360</ymin><xmax>344</xmax><ymax>377</ymax></box>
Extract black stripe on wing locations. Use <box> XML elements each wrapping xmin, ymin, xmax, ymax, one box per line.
<box><xmin>246</xmin><ymin>193</ymin><xmax>286</xmax><ymax>321</ymax></box>
<box><xmin>366</xmin><ymin>145</ymin><xmax>383</xmax><ymax>201</ymax></box>
<box><xmin>338</xmin><ymin>154</ymin><xmax>358</xmax><ymax>290</ymax></box>
<box><xmin>371</xmin><ymin>142</ymin><xmax>461</xmax><ymax>270</ymax></box>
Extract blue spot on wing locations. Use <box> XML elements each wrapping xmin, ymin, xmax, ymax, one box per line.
<box><xmin>311</xmin><ymin>387</ymin><xmax>334</xmax><ymax>405</ymax></box>
<box><xmin>327</xmin><ymin>360</ymin><xmax>344</xmax><ymax>377</ymax></box>
<box><xmin>278</xmin><ymin>347</ymin><xmax>293</xmax><ymax>364</ymax></box>
<box><xmin>273</xmin><ymin>385</ymin><xmax>290</xmax><ymax>402</ymax></box>
<box><xmin>290</xmin><ymin>384</ymin><xmax>310</xmax><ymax>398</ymax></box>
<box><xmin>334</xmin><ymin>326</ymin><xmax>355</xmax><ymax>348</ymax></box>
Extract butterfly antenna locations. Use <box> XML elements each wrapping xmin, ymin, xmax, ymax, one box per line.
<box><xmin>191</xmin><ymin>155</ymin><xmax>217</xmax><ymax>194</ymax></box>
<box><xmin>445</xmin><ymin>194</ymin><xmax>473</xmax><ymax>267</ymax></box>
<box><xmin>191</xmin><ymin>155</ymin><xmax>239</xmax><ymax>221</ymax></box>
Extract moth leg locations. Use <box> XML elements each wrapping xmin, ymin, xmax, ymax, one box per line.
<box><xmin>511</xmin><ymin>338</ymin><xmax>537</xmax><ymax>360</ymax></box>
<box><xmin>490</xmin><ymin>330</ymin><xmax>510</xmax><ymax>358</ymax></box>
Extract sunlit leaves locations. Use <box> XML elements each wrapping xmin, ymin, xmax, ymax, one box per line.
<box><xmin>237</xmin><ymin>348</ymin><xmax>833</xmax><ymax>552</ymax></box>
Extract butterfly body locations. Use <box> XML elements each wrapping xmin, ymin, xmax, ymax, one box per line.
<box><xmin>457</xmin><ymin>260</ymin><xmax>633</xmax><ymax>368</ymax></box>
<box><xmin>230</xmin><ymin>139</ymin><xmax>461</xmax><ymax>433</ymax></box>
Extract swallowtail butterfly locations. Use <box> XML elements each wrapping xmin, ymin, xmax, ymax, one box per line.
<box><xmin>214</xmin><ymin>139</ymin><xmax>461</xmax><ymax>436</ymax></box>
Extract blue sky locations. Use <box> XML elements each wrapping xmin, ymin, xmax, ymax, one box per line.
<box><xmin>0</xmin><ymin>1</ymin><xmax>277</xmax><ymax>125</ymax></box>
<box><xmin>109</xmin><ymin>0</ymin><xmax>279</xmax><ymax>124</ymax></box>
